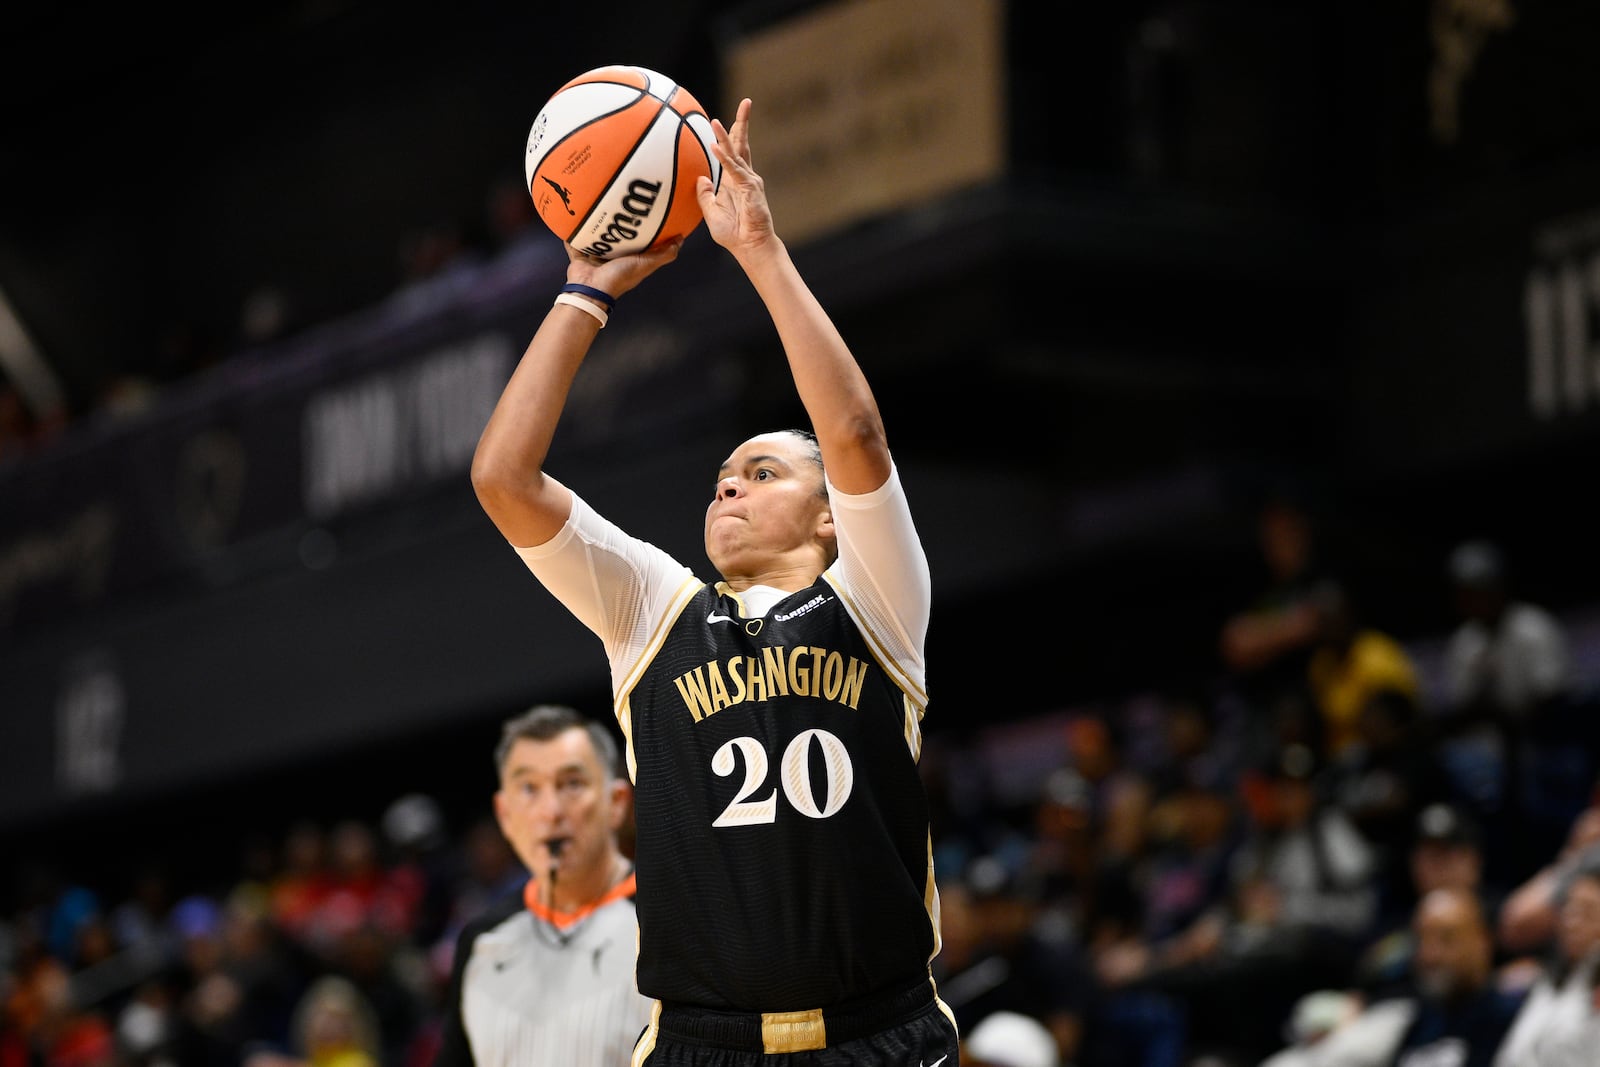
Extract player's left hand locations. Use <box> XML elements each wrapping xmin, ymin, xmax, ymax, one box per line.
<box><xmin>695</xmin><ymin>98</ymin><xmax>777</xmax><ymax>260</ymax></box>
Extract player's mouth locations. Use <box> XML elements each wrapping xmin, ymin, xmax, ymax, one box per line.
<box><xmin>544</xmin><ymin>835</ymin><xmax>573</xmax><ymax>860</ymax></box>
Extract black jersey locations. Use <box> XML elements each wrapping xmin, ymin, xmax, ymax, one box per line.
<box><xmin>621</xmin><ymin>576</ymin><xmax>937</xmax><ymax>1011</ymax></box>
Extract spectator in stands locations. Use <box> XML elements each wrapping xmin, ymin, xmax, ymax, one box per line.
<box><xmin>1141</xmin><ymin>777</ymin><xmax>1241</xmax><ymax>945</ymax></box>
<box><xmin>3</xmin><ymin>923</ymin><xmax>116</xmax><ymax>1067</ymax></box>
<box><xmin>109</xmin><ymin>867</ymin><xmax>175</xmax><ymax>963</ymax></box>
<box><xmin>1149</xmin><ymin>689</ymin><xmax>1245</xmax><ymax>801</ymax></box>
<box><xmin>1218</xmin><ymin>489</ymin><xmax>1333</xmax><ymax>734</ymax></box>
<box><xmin>1443</xmin><ymin>539</ymin><xmax>1571</xmax><ymax>725</ymax></box>
<box><xmin>1443</xmin><ymin>539</ymin><xmax>1579</xmax><ymax>874</ymax></box>
<box><xmin>11</xmin><ymin>866</ymin><xmax>103</xmax><ymax>973</ymax></box>
<box><xmin>1254</xmin><ymin>887</ymin><xmax>1521</xmax><ymax>1067</ymax></box>
<box><xmin>1324</xmin><ymin>687</ymin><xmax>1454</xmax><ymax>913</ymax></box>
<box><xmin>168</xmin><ymin>894</ymin><xmax>250</xmax><ymax>1067</ymax></box>
<box><xmin>245</xmin><ymin>975</ymin><xmax>381</xmax><ymax>1067</ymax></box>
<box><xmin>112</xmin><ymin>980</ymin><xmax>175</xmax><ymax>1067</ymax></box>
<box><xmin>1492</xmin><ymin>852</ymin><xmax>1600</xmax><ymax>1066</ymax></box>
<box><xmin>1066</xmin><ymin>716</ymin><xmax>1157</xmax><ymax>934</ymax></box>
<box><xmin>1305</xmin><ymin>581</ymin><xmax>1421</xmax><ymax>763</ymax></box>
<box><xmin>1499</xmin><ymin>801</ymin><xmax>1600</xmax><ymax>955</ymax></box>
<box><xmin>1385</xmin><ymin>887</ymin><xmax>1522</xmax><ymax>1067</ymax></box>
<box><xmin>379</xmin><ymin>794</ymin><xmax>455</xmax><ymax>952</ymax></box>
<box><xmin>1233</xmin><ymin>743</ymin><xmax>1379</xmax><ymax>953</ymax></box>
<box><xmin>1020</xmin><ymin>765</ymin><xmax>1098</xmax><ymax>918</ymax></box>
<box><xmin>303</xmin><ymin>820</ymin><xmax>420</xmax><ymax>956</ymax></box>
<box><xmin>328</xmin><ymin>922</ymin><xmax>421</xmax><ymax>1067</ymax></box>
<box><xmin>1354</xmin><ymin>803</ymin><xmax>1496</xmax><ymax>1001</ymax></box>
<box><xmin>1094</xmin><ymin>743</ymin><xmax>1375</xmax><ymax>1062</ymax></box>
<box><xmin>932</xmin><ymin>860</ymin><xmax>1094</xmax><ymax>1066</ymax></box>
<box><xmin>271</xmin><ymin>823</ymin><xmax>333</xmax><ymax>949</ymax></box>
<box><xmin>219</xmin><ymin>888</ymin><xmax>302</xmax><ymax>1054</ymax></box>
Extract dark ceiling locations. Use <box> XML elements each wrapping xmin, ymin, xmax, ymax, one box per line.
<box><xmin>0</xmin><ymin>0</ymin><xmax>751</xmax><ymax>413</ymax></box>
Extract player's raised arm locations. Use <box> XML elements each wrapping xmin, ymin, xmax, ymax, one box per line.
<box><xmin>694</xmin><ymin>98</ymin><xmax>891</xmax><ymax>496</ymax></box>
<box><xmin>471</xmin><ymin>242</ymin><xmax>680</xmax><ymax>547</ymax></box>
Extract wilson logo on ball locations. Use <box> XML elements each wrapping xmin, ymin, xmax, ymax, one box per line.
<box><xmin>524</xmin><ymin>65</ymin><xmax>721</xmax><ymax>260</ymax></box>
<box><xmin>576</xmin><ymin>180</ymin><xmax>662</xmax><ymax>257</ymax></box>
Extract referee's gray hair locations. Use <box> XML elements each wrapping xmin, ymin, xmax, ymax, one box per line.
<box><xmin>495</xmin><ymin>704</ymin><xmax>622</xmax><ymax>781</ymax></box>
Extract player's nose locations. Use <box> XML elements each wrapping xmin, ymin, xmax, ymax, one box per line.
<box><xmin>717</xmin><ymin>476</ymin><xmax>742</xmax><ymax>499</ymax></box>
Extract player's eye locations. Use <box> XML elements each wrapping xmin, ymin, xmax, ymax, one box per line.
<box><xmin>755</xmin><ymin>468</ymin><xmax>773</xmax><ymax>480</ymax></box>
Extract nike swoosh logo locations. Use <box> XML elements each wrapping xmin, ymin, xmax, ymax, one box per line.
<box><xmin>707</xmin><ymin>612</ymin><xmax>736</xmax><ymax>624</ymax></box>
<box><xmin>921</xmin><ymin>1057</ymin><xmax>948</xmax><ymax>1067</ymax></box>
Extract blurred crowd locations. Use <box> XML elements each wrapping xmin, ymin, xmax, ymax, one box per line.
<box><xmin>939</xmin><ymin>496</ymin><xmax>1600</xmax><ymax>1067</ymax></box>
<box><xmin>0</xmin><ymin>803</ymin><xmax>528</xmax><ymax>1067</ymax></box>
<box><xmin>4</xmin><ymin>488</ymin><xmax>1598</xmax><ymax>1067</ymax></box>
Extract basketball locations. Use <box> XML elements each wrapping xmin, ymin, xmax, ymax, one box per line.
<box><xmin>525</xmin><ymin>65</ymin><xmax>722</xmax><ymax>260</ymax></box>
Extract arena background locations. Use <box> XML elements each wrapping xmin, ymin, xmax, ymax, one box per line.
<box><xmin>3</xmin><ymin>0</ymin><xmax>1600</xmax><ymax>1061</ymax></box>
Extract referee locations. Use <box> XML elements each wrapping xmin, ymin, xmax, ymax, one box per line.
<box><xmin>472</xmin><ymin>98</ymin><xmax>959</xmax><ymax>1065</ymax></box>
<box><xmin>431</xmin><ymin>705</ymin><xmax>649</xmax><ymax>1067</ymax></box>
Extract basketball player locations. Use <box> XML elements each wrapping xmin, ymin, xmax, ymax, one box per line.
<box><xmin>431</xmin><ymin>705</ymin><xmax>649</xmax><ymax>1067</ymax></box>
<box><xmin>471</xmin><ymin>98</ymin><xmax>958</xmax><ymax>1065</ymax></box>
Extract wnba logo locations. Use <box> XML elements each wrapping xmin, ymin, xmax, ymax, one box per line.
<box><xmin>526</xmin><ymin>113</ymin><xmax>549</xmax><ymax>157</ymax></box>
<box><xmin>576</xmin><ymin>180</ymin><xmax>661</xmax><ymax>257</ymax></box>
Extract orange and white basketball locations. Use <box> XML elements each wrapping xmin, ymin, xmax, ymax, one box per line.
<box><xmin>525</xmin><ymin>65</ymin><xmax>721</xmax><ymax>259</ymax></box>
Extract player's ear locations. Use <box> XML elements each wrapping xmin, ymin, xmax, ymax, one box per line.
<box><xmin>815</xmin><ymin>507</ymin><xmax>834</xmax><ymax>542</ymax></box>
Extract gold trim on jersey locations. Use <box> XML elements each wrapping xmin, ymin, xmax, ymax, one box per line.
<box><xmin>903</xmin><ymin>694</ymin><xmax>923</xmax><ymax>762</ymax></box>
<box><xmin>822</xmin><ymin>574</ymin><xmax>929</xmax><ymax>709</ymax></box>
<box><xmin>761</xmin><ymin>1007</ymin><xmax>827</xmax><ymax>1053</ymax></box>
<box><xmin>615</xmin><ymin>577</ymin><xmax>704</xmax><ymax>783</ymax></box>
<box><xmin>929</xmin><ymin>976</ymin><xmax>960</xmax><ymax>1038</ymax></box>
<box><xmin>923</xmin><ymin>830</ymin><xmax>942</xmax><ymax>961</ymax></box>
<box><xmin>630</xmin><ymin>1001</ymin><xmax>662</xmax><ymax>1067</ymax></box>
<box><xmin>712</xmin><ymin>581</ymin><xmax>750</xmax><ymax>616</ymax></box>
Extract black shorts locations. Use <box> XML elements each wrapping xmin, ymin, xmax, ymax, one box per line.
<box><xmin>632</xmin><ymin>979</ymin><xmax>959</xmax><ymax>1066</ymax></box>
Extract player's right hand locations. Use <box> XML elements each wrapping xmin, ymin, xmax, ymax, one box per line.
<box><xmin>563</xmin><ymin>237</ymin><xmax>683</xmax><ymax>301</ymax></box>
<box><xmin>696</xmin><ymin>97</ymin><xmax>778</xmax><ymax>261</ymax></box>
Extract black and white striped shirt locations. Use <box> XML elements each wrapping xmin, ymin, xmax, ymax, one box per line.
<box><xmin>432</xmin><ymin>878</ymin><xmax>651</xmax><ymax>1067</ymax></box>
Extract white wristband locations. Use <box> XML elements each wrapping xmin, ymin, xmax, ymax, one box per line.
<box><xmin>553</xmin><ymin>292</ymin><xmax>608</xmax><ymax>328</ymax></box>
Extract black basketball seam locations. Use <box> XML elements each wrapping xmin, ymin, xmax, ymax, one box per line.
<box><xmin>630</xmin><ymin>85</ymin><xmax>698</xmax><ymax>249</ymax></box>
<box><xmin>564</xmin><ymin>92</ymin><xmax>672</xmax><ymax>246</ymax></box>
<box><xmin>684</xmin><ymin>112</ymin><xmax>720</xmax><ymax>197</ymax></box>
<box><xmin>526</xmin><ymin>84</ymin><xmax>651</xmax><ymax>192</ymax></box>
<box><xmin>634</xmin><ymin>118</ymin><xmax>679</xmax><ymax>251</ymax></box>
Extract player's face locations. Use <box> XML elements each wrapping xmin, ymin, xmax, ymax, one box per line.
<box><xmin>493</xmin><ymin>729</ymin><xmax>627</xmax><ymax>884</ymax></box>
<box><xmin>704</xmin><ymin>432</ymin><xmax>831</xmax><ymax>577</ymax></box>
